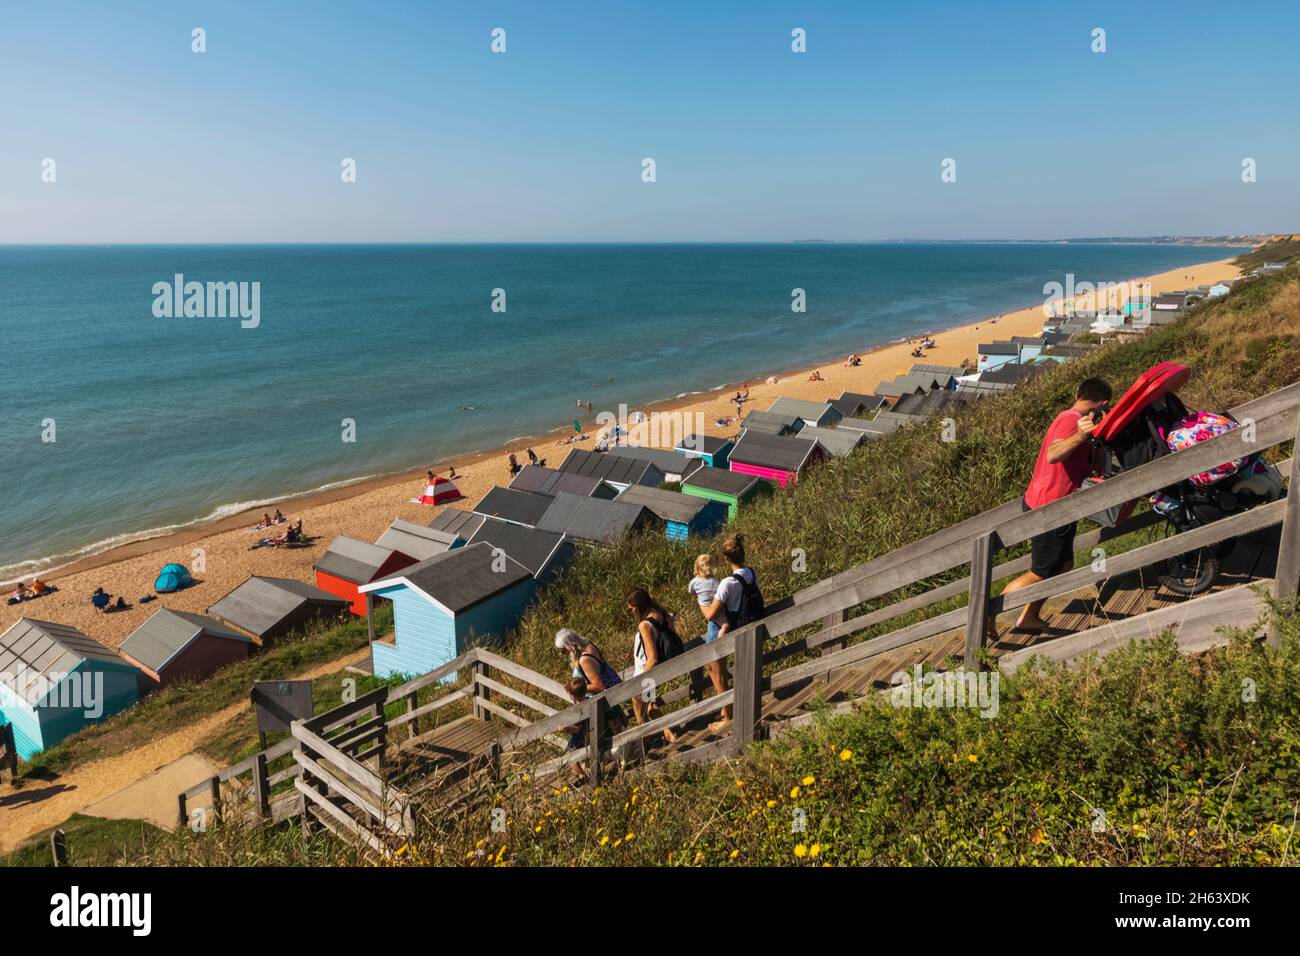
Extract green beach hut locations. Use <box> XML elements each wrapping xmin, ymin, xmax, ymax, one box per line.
<box><xmin>680</xmin><ymin>467</ymin><xmax>767</xmax><ymax>522</ymax></box>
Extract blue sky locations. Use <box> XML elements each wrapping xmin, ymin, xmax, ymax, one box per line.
<box><xmin>2</xmin><ymin>0</ymin><xmax>1296</xmax><ymax>242</ymax></box>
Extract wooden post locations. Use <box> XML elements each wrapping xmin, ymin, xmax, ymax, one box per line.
<box><xmin>965</xmin><ymin>532</ymin><xmax>997</xmax><ymax>669</ymax></box>
<box><xmin>252</xmin><ymin>752</ymin><xmax>271</xmax><ymax>819</ymax></box>
<box><xmin>50</xmin><ymin>829</ymin><xmax>67</xmax><ymax>866</ymax></box>
<box><xmin>471</xmin><ymin>660</ymin><xmax>489</xmax><ymax>720</ymax></box>
<box><xmin>819</xmin><ymin>608</ymin><xmax>846</xmax><ymax>657</ymax></box>
<box><xmin>405</xmin><ymin>690</ymin><xmax>419</xmax><ymax>738</ymax></box>
<box><xmin>209</xmin><ymin>775</ymin><xmax>223</xmax><ymax>824</ymax></box>
<box><xmin>484</xmin><ymin>741</ymin><xmax>501</xmax><ymax>784</ymax></box>
<box><xmin>177</xmin><ymin>792</ymin><xmax>189</xmax><ymax>830</ymax></box>
<box><xmin>732</xmin><ymin>624</ymin><xmax>766</xmax><ymax>755</ymax></box>
<box><xmin>1271</xmin><ymin>414</ymin><xmax>1300</xmax><ymax>646</ymax></box>
<box><xmin>364</xmin><ymin>592</ymin><xmax>376</xmax><ymax>672</ymax></box>
<box><xmin>584</xmin><ymin>696</ymin><xmax>607</xmax><ymax>787</ymax></box>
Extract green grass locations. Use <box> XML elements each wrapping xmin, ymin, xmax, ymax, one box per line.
<box><xmin>1234</xmin><ymin>238</ymin><xmax>1300</xmax><ymax>272</ymax></box>
<box><xmin>2</xmin><ymin>814</ymin><xmax>163</xmax><ymax>867</ymax></box>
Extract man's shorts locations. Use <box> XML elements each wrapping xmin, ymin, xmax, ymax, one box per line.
<box><xmin>1023</xmin><ymin>497</ymin><xmax>1077</xmax><ymax>578</ymax></box>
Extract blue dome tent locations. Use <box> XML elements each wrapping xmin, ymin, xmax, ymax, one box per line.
<box><xmin>154</xmin><ymin>563</ymin><xmax>195</xmax><ymax>593</ymax></box>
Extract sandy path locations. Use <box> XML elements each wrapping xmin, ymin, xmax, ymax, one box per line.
<box><xmin>0</xmin><ymin>648</ymin><xmax>368</xmax><ymax>854</ymax></box>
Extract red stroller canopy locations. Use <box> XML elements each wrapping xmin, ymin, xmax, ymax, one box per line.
<box><xmin>1093</xmin><ymin>362</ymin><xmax>1191</xmax><ymax>444</ymax></box>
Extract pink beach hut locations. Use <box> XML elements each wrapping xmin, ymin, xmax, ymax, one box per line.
<box><xmin>413</xmin><ymin>475</ymin><xmax>465</xmax><ymax>506</ymax></box>
<box><xmin>728</xmin><ymin>431</ymin><xmax>826</xmax><ymax>489</ymax></box>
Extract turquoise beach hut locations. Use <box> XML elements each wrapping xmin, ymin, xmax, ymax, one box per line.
<box><xmin>359</xmin><ymin>542</ymin><xmax>535</xmax><ymax>680</ymax></box>
<box><xmin>0</xmin><ymin>619</ymin><xmax>140</xmax><ymax>760</ymax></box>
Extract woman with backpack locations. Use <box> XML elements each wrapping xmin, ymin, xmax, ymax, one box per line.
<box><xmin>626</xmin><ymin>588</ymin><xmax>680</xmax><ymax>743</ymax></box>
<box><xmin>554</xmin><ymin>628</ymin><xmax>623</xmax><ymax>695</ymax></box>
<box><xmin>701</xmin><ymin>534</ymin><xmax>765</xmax><ymax>732</ymax></box>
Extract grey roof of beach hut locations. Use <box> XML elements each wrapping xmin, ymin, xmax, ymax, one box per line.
<box><xmin>119</xmin><ymin>608</ymin><xmax>253</xmax><ymax>674</ymax></box>
<box><xmin>471</xmin><ymin>486</ymin><xmax>555</xmax><ymax>527</ymax></box>
<box><xmin>977</xmin><ymin>340</ymin><xmax>1020</xmax><ymax>355</ymax></box>
<box><xmin>908</xmin><ymin>364</ymin><xmax>966</xmax><ymax>378</ymax></box>
<box><xmin>675</xmin><ymin>433</ymin><xmax>733</xmax><ymax>456</ymax></box>
<box><xmin>207</xmin><ymin>576</ymin><xmax>349</xmax><ymax>640</ymax></box>
<box><xmin>872</xmin><ymin>376</ymin><xmax>928</xmax><ymax>399</ymax></box>
<box><xmin>730</xmin><ymin>430</ymin><xmax>822</xmax><ymax>471</ymax></box>
<box><xmin>0</xmin><ymin>618</ymin><xmax>133</xmax><ymax>686</ymax></box>
<box><xmin>465</xmin><ymin>517</ymin><xmax>576</xmax><ymax>586</ymax></box>
<box><xmin>739</xmin><ymin>410</ymin><xmax>804</xmax><ymax>435</ymax></box>
<box><xmin>376</xmin><ymin>518</ymin><xmax>460</xmax><ymax>561</ymax></box>
<box><xmin>535</xmin><ymin>492</ymin><xmax>657</xmax><ymax>544</ymax></box>
<box><xmin>509</xmin><ymin>464</ymin><xmax>615</xmax><ymax>499</ymax></box>
<box><xmin>315</xmin><ymin>535</ymin><xmax>399</xmax><ymax>585</ymax></box>
<box><xmin>827</xmin><ymin>392</ymin><xmax>886</xmax><ymax>418</ymax></box>
<box><xmin>764</xmin><ymin>398</ymin><xmax>843</xmax><ymax>428</ymax></box>
<box><xmin>428</xmin><ymin>509</ymin><xmax>487</xmax><ymax>541</ymax></box>
<box><xmin>615</xmin><ymin>484</ymin><xmax>714</xmax><ymax>524</ymax></box>
<box><xmin>681</xmin><ymin>467</ymin><xmax>762</xmax><ymax>497</ymax></box>
<box><xmin>557</xmin><ymin>449</ymin><xmax>663</xmax><ymax>487</ymax></box>
<box><xmin>366</xmin><ymin>543</ymin><xmax>532</xmax><ymax>615</ymax></box>
<box><xmin>979</xmin><ymin>363</ymin><xmax>1048</xmax><ymax>386</ymax></box>
<box><xmin>891</xmin><ymin>390</ymin><xmax>968</xmax><ymax>418</ymax></box>
<box><xmin>604</xmin><ymin>445</ymin><xmax>690</xmax><ymax>479</ymax></box>
<box><xmin>796</xmin><ymin>425</ymin><xmax>866</xmax><ymax>458</ymax></box>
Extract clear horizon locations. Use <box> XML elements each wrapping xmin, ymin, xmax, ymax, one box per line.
<box><xmin>3</xmin><ymin>0</ymin><xmax>1297</xmax><ymax>243</ymax></box>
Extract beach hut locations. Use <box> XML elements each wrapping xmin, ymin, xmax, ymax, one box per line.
<box><xmin>975</xmin><ymin>342</ymin><xmax>1020</xmax><ymax>373</ymax></box>
<box><xmin>674</xmin><ymin>434</ymin><xmax>734</xmax><ymax>469</ymax></box>
<box><xmin>208</xmin><ymin>576</ymin><xmax>350</xmax><ymax>643</ymax></box>
<box><xmin>119</xmin><ymin>608</ymin><xmax>254</xmax><ymax>690</ymax></box>
<box><xmin>739</xmin><ymin>409</ymin><xmax>804</xmax><ymax>436</ymax></box>
<box><xmin>555</xmin><ymin>449</ymin><xmax>664</xmax><ymax>492</ymax></box>
<box><xmin>0</xmin><ymin>619</ymin><xmax>140</xmax><ymax>760</ymax></box>
<box><xmin>680</xmin><ymin>468</ymin><xmax>766</xmax><ymax>522</ymax></box>
<box><xmin>360</xmin><ymin>543</ymin><xmax>535</xmax><ymax>681</ymax></box>
<box><xmin>153</xmin><ymin>563</ymin><xmax>195</xmax><ymax>593</ymax></box>
<box><xmin>509</xmin><ymin>464</ymin><xmax>617</xmax><ymax>499</ymax></box>
<box><xmin>728</xmin><ymin>432</ymin><xmax>825</xmax><ymax>488</ymax></box>
<box><xmin>827</xmin><ymin>392</ymin><xmax>886</xmax><ymax>419</ymax></box>
<box><xmin>891</xmin><ymin>390</ymin><xmax>969</xmax><ymax>419</ymax></box>
<box><xmin>535</xmin><ymin>492</ymin><xmax>658</xmax><ymax>544</ymax></box>
<box><xmin>1207</xmin><ymin>282</ymin><xmax>1231</xmax><ymax>298</ymax></box>
<box><xmin>872</xmin><ymin>376</ymin><xmax>928</xmax><ymax>404</ymax></box>
<box><xmin>797</xmin><ymin>425</ymin><xmax>867</xmax><ymax>458</ymax></box>
<box><xmin>428</xmin><ymin>508</ymin><xmax>487</xmax><ymax>541</ymax></box>
<box><xmin>615</xmin><ymin>485</ymin><xmax>729</xmax><ymax>541</ymax></box>
<box><xmin>604</xmin><ymin>445</ymin><xmax>691</xmax><ymax>483</ymax></box>
<box><xmin>465</xmin><ymin>517</ymin><xmax>577</xmax><ymax>586</ymax></box>
<box><xmin>375</xmin><ymin>517</ymin><xmax>463</xmax><ymax>561</ymax></box>
<box><xmin>471</xmin><ymin>486</ymin><xmax>555</xmax><ymax>528</ymax></box>
<box><xmin>314</xmin><ymin>535</ymin><xmax>418</xmax><ymax>615</ymax></box>
<box><xmin>412</xmin><ymin>475</ymin><xmax>465</xmax><ymax>506</ymax></box>
<box><xmin>764</xmin><ymin>398</ymin><xmax>843</xmax><ymax>430</ymax></box>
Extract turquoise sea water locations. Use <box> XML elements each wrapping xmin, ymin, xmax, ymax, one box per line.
<box><xmin>0</xmin><ymin>242</ymin><xmax>1237</xmax><ymax>579</ymax></box>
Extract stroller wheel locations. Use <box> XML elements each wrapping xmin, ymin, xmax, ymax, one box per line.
<box><xmin>1161</xmin><ymin>548</ymin><xmax>1219</xmax><ymax>596</ymax></box>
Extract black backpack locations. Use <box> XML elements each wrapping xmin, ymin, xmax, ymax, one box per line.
<box><xmin>727</xmin><ymin>569</ymin><xmax>765</xmax><ymax>627</ymax></box>
<box><xmin>641</xmin><ymin>616</ymin><xmax>684</xmax><ymax>664</ymax></box>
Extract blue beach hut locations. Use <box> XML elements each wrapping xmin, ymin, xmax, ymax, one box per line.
<box><xmin>615</xmin><ymin>485</ymin><xmax>729</xmax><ymax>541</ymax></box>
<box><xmin>359</xmin><ymin>542</ymin><xmax>535</xmax><ymax>680</ymax></box>
<box><xmin>0</xmin><ymin>619</ymin><xmax>140</xmax><ymax>760</ymax></box>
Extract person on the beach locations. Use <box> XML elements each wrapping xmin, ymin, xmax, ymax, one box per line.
<box><xmin>626</xmin><ymin>588</ymin><xmax>679</xmax><ymax>742</ymax></box>
<box><xmin>91</xmin><ymin>587</ymin><xmax>111</xmax><ymax>610</ymax></box>
<box><xmin>274</xmin><ymin>509</ymin><xmax>285</xmax><ymax>524</ymax></box>
<box><xmin>527</xmin><ymin>448</ymin><xmax>538</xmax><ymax>465</ymax></box>
<box><xmin>11</xmin><ymin>581</ymin><xmax>31</xmax><ymax>602</ymax></box>
<box><xmin>688</xmin><ymin>554</ymin><xmax>732</xmax><ymax>722</ymax></box>
<box><xmin>508</xmin><ymin>452</ymin><xmax>521</xmax><ymax>476</ymax></box>
<box><xmin>1000</xmin><ymin>377</ymin><xmax>1113</xmax><ymax>633</ymax></box>
<box><xmin>426</xmin><ymin>470</ymin><xmax>435</xmax><ymax>484</ymax></box>
<box><xmin>448</xmin><ymin>465</ymin><xmax>458</xmax><ymax>479</ymax></box>
<box><xmin>32</xmin><ymin>578</ymin><xmax>49</xmax><ymax>595</ymax></box>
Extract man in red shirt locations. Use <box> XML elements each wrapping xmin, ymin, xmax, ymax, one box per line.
<box><xmin>1001</xmin><ymin>377</ymin><xmax>1113</xmax><ymax>632</ymax></box>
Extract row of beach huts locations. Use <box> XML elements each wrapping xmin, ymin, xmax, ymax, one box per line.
<box><xmin>0</xmin><ymin>310</ymin><xmax>1122</xmax><ymax>764</ymax></box>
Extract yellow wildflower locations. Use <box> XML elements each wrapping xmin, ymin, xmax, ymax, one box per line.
<box><xmin>839</xmin><ymin>749</ymin><xmax>853</xmax><ymax>761</ymax></box>
<box><xmin>802</xmin><ymin>775</ymin><xmax>815</xmax><ymax>786</ymax></box>
<box><xmin>794</xmin><ymin>844</ymin><xmax>808</xmax><ymax>858</ymax></box>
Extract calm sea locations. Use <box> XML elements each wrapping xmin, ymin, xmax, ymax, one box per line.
<box><xmin>0</xmin><ymin>242</ymin><xmax>1237</xmax><ymax>579</ymax></box>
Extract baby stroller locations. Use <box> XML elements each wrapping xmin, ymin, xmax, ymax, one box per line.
<box><xmin>1089</xmin><ymin>362</ymin><xmax>1283</xmax><ymax>595</ymax></box>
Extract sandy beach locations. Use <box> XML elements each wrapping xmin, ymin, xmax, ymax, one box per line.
<box><xmin>1</xmin><ymin>256</ymin><xmax>1241</xmax><ymax>648</ymax></box>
